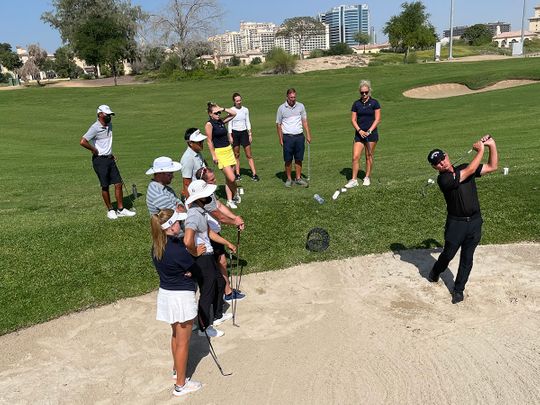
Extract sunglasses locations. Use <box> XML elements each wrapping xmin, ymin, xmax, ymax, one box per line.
<box><xmin>212</xmin><ymin>111</ymin><xmax>222</xmax><ymax>115</ymax></box>
<box><xmin>360</xmin><ymin>91</ymin><xmax>369</xmax><ymax>95</ymax></box>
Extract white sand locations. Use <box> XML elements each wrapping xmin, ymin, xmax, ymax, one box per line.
<box><xmin>403</xmin><ymin>80</ymin><xmax>539</xmax><ymax>99</ymax></box>
<box><xmin>1</xmin><ymin>243</ymin><xmax>539</xmax><ymax>404</ymax></box>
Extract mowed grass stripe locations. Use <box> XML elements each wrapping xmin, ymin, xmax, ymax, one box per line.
<box><xmin>0</xmin><ymin>58</ymin><xmax>539</xmax><ymax>334</ymax></box>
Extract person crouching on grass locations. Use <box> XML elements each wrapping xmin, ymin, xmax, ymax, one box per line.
<box><xmin>184</xmin><ymin>180</ymin><xmax>237</xmax><ymax>337</ymax></box>
<box><xmin>150</xmin><ymin>209</ymin><xmax>203</xmax><ymax>397</ymax></box>
<box><xmin>195</xmin><ymin>167</ymin><xmax>246</xmax><ymax>302</ymax></box>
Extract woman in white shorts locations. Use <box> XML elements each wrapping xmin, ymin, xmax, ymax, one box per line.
<box><xmin>151</xmin><ymin>209</ymin><xmax>204</xmax><ymax>397</ymax></box>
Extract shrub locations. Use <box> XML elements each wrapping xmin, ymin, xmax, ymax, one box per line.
<box><xmin>264</xmin><ymin>48</ymin><xmax>297</xmax><ymax>74</ymax></box>
<box><xmin>325</xmin><ymin>42</ymin><xmax>354</xmax><ymax>56</ymax></box>
<box><xmin>405</xmin><ymin>52</ymin><xmax>418</xmax><ymax>64</ymax></box>
<box><xmin>250</xmin><ymin>57</ymin><xmax>262</xmax><ymax>65</ymax></box>
<box><xmin>308</xmin><ymin>49</ymin><xmax>325</xmax><ymax>59</ymax></box>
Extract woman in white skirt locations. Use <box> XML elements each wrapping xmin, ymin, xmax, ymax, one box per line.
<box><xmin>151</xmin><ymin>209</ymin><xmax>205</xmax><ymax>397</ymax></box>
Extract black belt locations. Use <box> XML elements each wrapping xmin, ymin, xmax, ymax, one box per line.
<box><xmin>283</xmin><ymin>133</ymin><xmax>303</xmax><ymax>137</ymax></box>
<box><xmin>448</xmin><ymin>213</ymin><xmax>481</xmax><ymax>222</ymax></box>
<box><xmin>95</xmin><ymin>154</ymin><xmax>113</xmax><ymax>159</ymax></box>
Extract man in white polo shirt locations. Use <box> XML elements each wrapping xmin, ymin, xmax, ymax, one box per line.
<box><xmin>180</xmin><ymin>128</ymin><xmax>207</xmax><ymax>198</ymax></box>
<box><xmin>276</xmin><ymin>88</ymin><xmax>312</xmax><ymax>187</ymax></box>
<box><xmin>80</xmin><ymin>104</ymin><xmax>136</xmax><ymax>220</ymax></box>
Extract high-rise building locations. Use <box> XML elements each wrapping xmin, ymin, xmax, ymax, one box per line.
<box><xmin>318</xmin><ymin>4</ymin><xmax>370</xmax><ymax>46</ymax></box>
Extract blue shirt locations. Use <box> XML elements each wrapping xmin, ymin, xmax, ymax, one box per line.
<box><xmin>351</xmin><ymin>98</ymin><xmax>381</xmax><ymax>134</ymax></box>
<box><xmin>152</xmin><ymin>237</ymin><xmax>197</xmax><ymax>291</ymax></box>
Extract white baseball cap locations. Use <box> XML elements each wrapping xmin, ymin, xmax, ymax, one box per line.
<box><xmin>145</xmin><ymin>156</ymin><xmax>182</xmax><ymax>175</ymax></box>
<box><xmin>97</xmin><ymin>105</ymin><xmax>115</xmax><ymax>115</ymax></box>
<box><xmin>185</xmin><ymin>180</ymin><xmax>217</xmax><ymax>205</ymax></box>
<box><xmin>187</xmin><ymin>129</ymin><xmax>207</xmax><ymax>142</ymax></box>
<box><xmin>160</xmin><ymin>210</ymin><xmax>188</xmax><ymax>229</ymax></box>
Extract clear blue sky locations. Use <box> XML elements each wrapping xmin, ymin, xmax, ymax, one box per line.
<box><xmin>1</xmin><ymin>0</ymin><xmax>533</xmax><ymax>53</ymax></box>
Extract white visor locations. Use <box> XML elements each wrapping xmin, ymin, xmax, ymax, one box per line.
<box><xmin>161</xmin><ymin>211</ymin><xmax>188</xmax><ymax>230</ymax></box>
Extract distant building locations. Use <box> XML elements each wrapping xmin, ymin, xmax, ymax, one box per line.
<box><xmin>318</xmin><ymin>4</ymin><xmax>370</xmax><ymax>46</ymax></box>
<box><xmin>351</xmin><ymin>42</ymin><xmax>390</xmax><ymax>54</ymax></box>
<box><xmin>443</xmin><ymin>22</ymin><xmax>510</xmax><ymax>38</ymax></box>
<box><xmin>208</xmin><ymin>20</ymin><xmax>330</xmax><ymax>57</ymax></box>
<box><xmin>492</xmin><ymin>30</ymin><xmax>538</xmax><ymax>48</ymax></box>
<box><xmin>529</xmin><ymin>4</ymin><xmax>540</xmax><ymax>33</ymax></box>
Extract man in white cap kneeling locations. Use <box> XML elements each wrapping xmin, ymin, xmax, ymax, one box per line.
<box><xmin>145</xmin><ymin>156</ymin><xmax>185</xmax><ymax>217</ymax></box>
<box><xmin>80</xmin><ymin>104</ymin><xmax>136</xmax><ymax>220</ymax></box>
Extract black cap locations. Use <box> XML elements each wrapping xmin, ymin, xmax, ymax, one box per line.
<box><xmin>427</xmin><ymin>149</ymin><xmax>445</xmax><ymax>165</ymax></box>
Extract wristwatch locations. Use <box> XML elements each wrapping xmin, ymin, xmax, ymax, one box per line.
<box><xmin>367</xmin><ymin>129</ymin><xmax>372</xmax><ymax>135</ymax></box>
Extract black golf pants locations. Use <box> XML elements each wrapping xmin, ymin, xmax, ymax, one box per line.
<box><xmin>193</xmin><ymin>254</ymin><xmax>225</xmax><ymax>330</ymax></box>
<box><xmin>431</xmin><ymin>216</ymin><xmax>483</xmax><ymax>293</ymax></box>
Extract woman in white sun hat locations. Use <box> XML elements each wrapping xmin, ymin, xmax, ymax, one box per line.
<box><xmin>150</xmin><ymin>208</ymin><xmax>204</xmax><ymax>397</ymax></box>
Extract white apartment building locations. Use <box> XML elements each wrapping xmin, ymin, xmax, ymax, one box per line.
<box><xmin>208</xmin><ymin>31</ymin><xmax>243</xmax><ymax>54</ymax></box>
<box><xmin>240</xmin><ymin>22</ymin><xmax>277</xmax><ymax>53</ymax></box>
<box><xmin>209</xmin><ymin>21</ymin><xmax>329</xmax><ymax>57</ymax></box>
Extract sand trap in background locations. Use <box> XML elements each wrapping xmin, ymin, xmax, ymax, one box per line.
<box><xmin>1</xmin><ymin>243</ymin><xmax>539</xmax><ymax>404</ymax></box>
<box><xmin>403</xmin><ymin>79</ymin><xmax>538</xmax><ymax>99</ymax></box>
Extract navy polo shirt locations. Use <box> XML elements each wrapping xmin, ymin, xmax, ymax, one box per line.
<box><xmin>351</xmin><ymin>98</ymin><xmax>381</xmax><ymax>134</ymax></box>
<box><xmin>152</xmin><ymin>236</ymin><xmax>197</xmax><ymax>291</ymax></box>
<box><xmin>438</xmin><ymin>163</ymin><xmax>483</xmax><ymax>217</ymax></box>
<box><xmin>208</xmin><ymin>118</ymin><xmax>229</xmax><ymax>148</ymax></box>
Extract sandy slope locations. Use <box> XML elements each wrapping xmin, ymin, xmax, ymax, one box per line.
<box><xmin>1</xmin><ymin>243</ymin><xmax>538</xmax><ymax>404</ymax></box>
<box><xmin>403</xmin><ymin>79</ymin><xmax>539</xmax><ymax>99</ymax></box>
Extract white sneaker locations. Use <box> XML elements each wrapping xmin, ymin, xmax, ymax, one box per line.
<box><xmin>363</xmin><ymin>177</ymin><xmax>371</xmax><ymax>186</ymax></box>
<box><xmin>173</xmin><ymin>378</ymin><xmax>202</xmax><ymax>397</ymax></box>
<box><xmin>344</xmin><ymin>179</ymin><xmax>359</xmax><ymax>189</ymax></box>
<box><xmin>213</xmin><ymin>312</ymin><xmax>233</xmax><ymax>326</ymax></box>
<box><xmin>117</xmin><ymin>208</ymin><xmax>136</xmax><ymax>217</ymax></box>
<box><xmin>107</xmin><ymin>209</ymin><xmax>118</xmax><ymax>220</ymax></box>
<box><xmin>226</xmin><ymin>200</ymin><xmax>237</xmax><ymax>209</ymax></box>
<box><xmin>198</xmin><ymin>326</ymin><xmax>224</xmax><ymax>338</ymax></box>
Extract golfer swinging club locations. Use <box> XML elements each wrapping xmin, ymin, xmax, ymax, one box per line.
<box><xmin>427</xmin><ymin>135</ymin><xmax>498</xmax><ymax>304</ymax></box>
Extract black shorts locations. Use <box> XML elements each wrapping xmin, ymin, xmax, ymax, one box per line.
<box><xmin>232</xmin><ymin>130</ymin><xmax>250</xmax><ymax>147</ymax></box>
<box><xmin>354</xmin><ymin>131</ymin><xmax>379</xmax><ymax>143</ymax></box>
<box><xmin>211</xmin><ymin>238</ymin><xmax>226</xmax><ymax>257</ymax></box>
<box><xmin>92</xmin><ymin>155</ymin><xmax>122</xmax><ymax>187</ymax></box>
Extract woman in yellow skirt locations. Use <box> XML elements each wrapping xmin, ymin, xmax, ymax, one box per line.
<box><xmin>205</xmin><ymin>102</ymin><xmax>239</xmax><ymax>209</ymax></box>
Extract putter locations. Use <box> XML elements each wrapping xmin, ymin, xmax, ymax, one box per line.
<box><xmin>231</xmin><ymin>229</ymin><xmax>242</xmax><ymax>327</ymax></box>
<box><xmin>307</xmin><ymin>142</ymin><xmax>311</xmax><ymax>184</ymax></box>
<box><xmin>115</xmin><ymin>159</ymin><xmax>137</xmax><ymax>210</ymax></box>
<box><xmin>202</xmin><ymin>328</ymin><xmax>233</xmax><ymax>376</ymax></box>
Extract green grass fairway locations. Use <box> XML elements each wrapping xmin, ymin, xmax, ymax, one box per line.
<box><xmin>1</xmin><ymin>58</ymin><xmax>539</xmax><ymax>335</ymax></box>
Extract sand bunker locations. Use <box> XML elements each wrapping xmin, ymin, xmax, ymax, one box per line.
<box><xmin>1</xmin><ymin>243</ymin><xmax>539</xmax><ymax>404</ymax></box>
<box><xmin>403</xmin><ymin>79</ymin><xmax>538</xmax><ymax>99</ymax></box>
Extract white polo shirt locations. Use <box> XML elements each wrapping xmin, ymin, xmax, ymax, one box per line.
<box><xmin>83</xmin><ymin>121</ymin><xmax>113</xmax><ymax>155</ymax></box>
<box><xmin>276</xmin><ymin>101</ymin><xmax>306</xmax><ymax>135</ymax></box>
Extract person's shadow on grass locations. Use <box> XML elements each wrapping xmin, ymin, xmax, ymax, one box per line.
<box><xmin>390</xmin><ymin>239</ymin><xmax>454</xmax><ymax>293</ymax></box>
<box><xmin>339</xmin><ymin>168</ymin><xmax>365</xmax><ymax>181</ymax></box>
<box><xmin>274</xmin><ymin>171</ymin><xmax>308</xmax><ymax>182</ymax></box>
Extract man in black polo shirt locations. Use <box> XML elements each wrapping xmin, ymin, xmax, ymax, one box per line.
<box><xmin>427</xmin><ymin>135</ymin><xmax>498</xmax><ymax>304</ymax></box>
